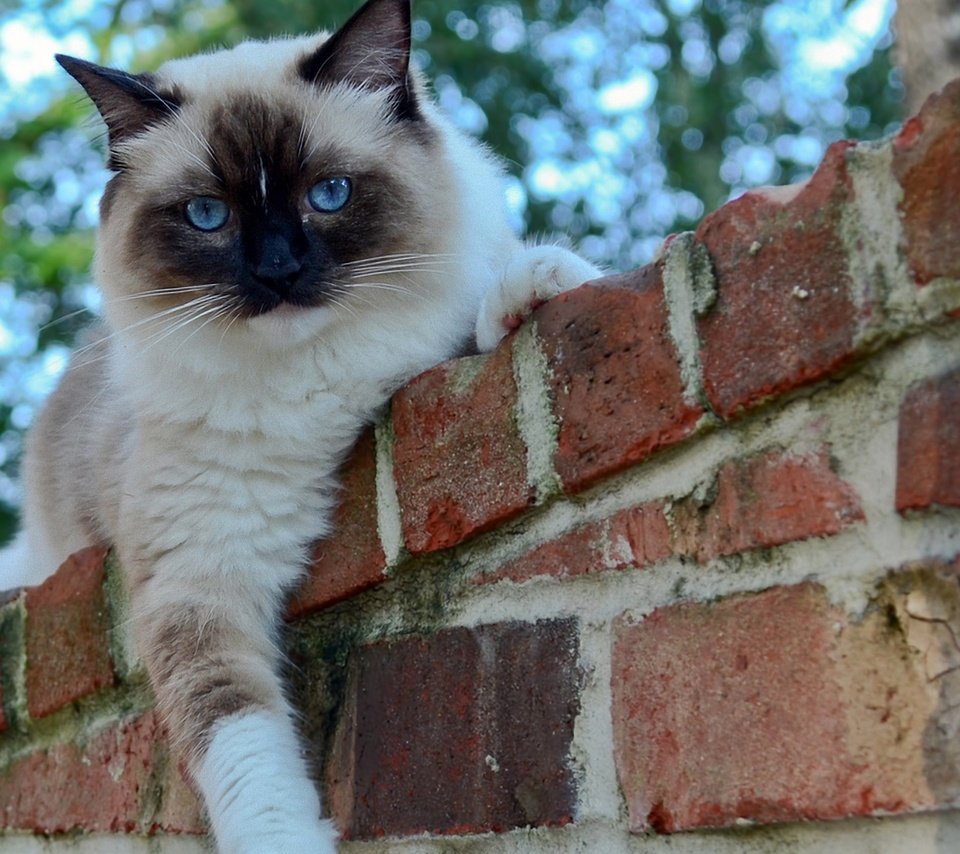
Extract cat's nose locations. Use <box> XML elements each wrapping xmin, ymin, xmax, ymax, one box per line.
<box><xmin>252</xmin><ymin>233</ymin><xmax>304</xmax><ymax>291</ymax></box>
<box><xmin>254</xmin><ymin>256</ymin><xmax>302</xmax><ymax>286</ymax></box>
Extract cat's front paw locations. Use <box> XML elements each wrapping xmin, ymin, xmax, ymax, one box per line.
<box><xmin>476</xmin><ymin>244</ymin><xmax>601</xmax><ymax>352</ymax></box>
<box><xmin>238</xmin><ymin>819</ymin><xmax>339</xmax><ymax>854</ymax></box>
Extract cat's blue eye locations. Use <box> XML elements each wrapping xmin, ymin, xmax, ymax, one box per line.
<box><xmin>307</xmin><ymin>177</ymin><xmax>352</xmax><ymax>213</ymax></box>
<box><xmin>184</xmin><ymin>197</ymin><xmax>230</xmax><ymax>232</ymax></box>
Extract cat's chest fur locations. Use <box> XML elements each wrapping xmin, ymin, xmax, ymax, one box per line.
<box><xmin>117</xmin><ymin>360</ymin><xmax>343</xmax><ymax>535</ymax></box>
<box><xmin>108</xmin><ymin>300</ymin><xmax>461</xmax><ymax>588</ymax></box>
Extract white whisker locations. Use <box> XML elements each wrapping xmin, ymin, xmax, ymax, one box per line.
<box><xmin>324</xmin><ymin>292</ymin><xmax>361</xmax><ymax>320</ymax></box>
<box><xmin>216</xmin><ymin>304</ymin><xmax>245</xmax><ymax>351</ymax></box>
<box><xmin>168</xmin><ymin>303</ymin><xmax>237</xmax><ymax>357</ymax></box>
<box><xmin>72</xmin><ymin>295</ymin><xmax>223</xmax><ymax>362</ymax></box>
<box><xmin>348</xmin><ymin>266</ymin><xmax>445</xmax><ymax>280</ymax></box>
<box><xmin>39</xmin><ymin>306</ymin><xmax>95</xmax><ymax>334</ymax></box>
<box><xmin>105</xmin><ymin>285</ymin><xmax>212</xmax><ymax>304</ymax></box>
<box><xmin>344</xmin><ymin>252</ymin><xmax>455</xmax><ymax>266</ymax></box>
<box><xmin>342</xmin><ymin>281</ymin><xmax>421</xmax><ymax>299</ymax></box>
<box><xmin>141</xmin><ymin>299</ymin><xmax>233</xmax><ymax>355</ymax></box>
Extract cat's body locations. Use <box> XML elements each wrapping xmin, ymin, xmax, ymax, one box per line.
<box><xmin>0</xmin><ymin>1</ymin><xmax>598</xmax><ymax>851</ymax></box>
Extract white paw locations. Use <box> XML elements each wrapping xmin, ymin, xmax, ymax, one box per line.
<box><xmin>199</xmin><ymin>711</ymin><xmax>340</xmax><ymax>854</ymax></box>
<box><xmin>228</xmin><ymin>818</ymin><xmax>339</xmax><ymax>854</ymax></box>
<box><xmin>475</xmin><ymin>244</ymin><xmax>601</xmax><ymax>352</ymax></box>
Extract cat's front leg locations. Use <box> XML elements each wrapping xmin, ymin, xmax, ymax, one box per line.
<box><xmin>475</xmin><ymin>243</ymin><xmax>601</xmax><ymax>352</ymax></box>
<box><xmin>198</xmin><ymin>709</ymin><xmax>338</xmax><ymax>854</ymax></box>
<box><xmin>128</xmin><ymin>555</ymin><xmax>338</xmax><ymax>854</ymax></box>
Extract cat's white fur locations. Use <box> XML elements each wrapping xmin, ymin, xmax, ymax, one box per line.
<box><xmin>0</xmin><ymin>3</ymin><xmax>599</xmax><ymax>851</ymax></box>
<box><xmin>199</xmin><ymin>711</ymin><xmax>339</xmax><ymax>852</ymax></box>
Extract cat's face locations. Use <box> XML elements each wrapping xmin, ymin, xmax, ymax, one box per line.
<box><xmin>60</xmin><ymin>0</ymin><xmax>455</xmax><ymax>342</ymax></box>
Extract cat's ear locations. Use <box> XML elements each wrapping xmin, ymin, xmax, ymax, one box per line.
<box><xmin>298</xmin><ymin>0</ymin><xmax>419</xmax><ymax>121</ymax></box>
<box><xmin>56</xmin><ymin>55</ymin><xmax>181</xmax><ymax>153</ymax></box>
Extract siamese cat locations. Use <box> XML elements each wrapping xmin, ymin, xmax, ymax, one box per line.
<box><xmin>0</xmin><ymin>0</ymin><xmax>598</xmax><ymax>850</ymax></box>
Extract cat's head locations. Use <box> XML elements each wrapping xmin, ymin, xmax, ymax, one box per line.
<box><xmin>59</xmin><ymin>0</ymin><xmax>460</xmax><ymax>347</ymax></box>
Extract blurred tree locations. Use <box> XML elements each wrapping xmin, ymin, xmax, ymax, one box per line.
<box><xmin>0</xmin><ymin>0</ymin><xmax>902</xmax><ymax>541</ymax></box>
<box><xmin>894</xmin><ymin>0</ymin><xmax>960</xmax><ymax>114</ymax></box>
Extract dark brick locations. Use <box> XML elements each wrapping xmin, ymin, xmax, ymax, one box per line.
<box><xmin>896</xmin><ymin>367</ymin><xmax>960</xmax><ymax>512</ymax></box>
<box><xmin>537</xmin><ymin>269</ymin><xmax>702</xmax><ymax>494</ymax></box>
<box><xmin>696</xmin><ymin>142</ymin><xmax>860</xmax><ymax>419</ymax></box>
<box><xmin>328</xmin><ymin>618</ymin><xmax>580</xmax><ymax>839</ymax></box>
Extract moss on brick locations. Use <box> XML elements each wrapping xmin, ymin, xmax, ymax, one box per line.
<box><xmin>0</xmin><ymin>676</ymin><xmax>153</xmax><ymax>774</ymax></box>
<box><xmin>102</xmin><ymin>550</ymin><xmax>142</xmax><ymax>682</ymax></box>
<box><xmin>0</xmin><ymin>592</ymin><xmax>27</xmax><ymax>732</ymax></box>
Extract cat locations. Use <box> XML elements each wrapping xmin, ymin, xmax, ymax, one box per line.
<box><xmin>0</xmin><ymin>0</ymin><xmax>599</xmax><ymax>851</ymax></box>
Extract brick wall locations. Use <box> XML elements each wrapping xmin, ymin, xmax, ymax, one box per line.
<box><xmin>2</xmin><ymin>82</ymin><xmax>960</xmax><ymax>853</ymax></box>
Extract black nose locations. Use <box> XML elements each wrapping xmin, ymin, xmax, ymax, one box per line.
<box><xmin>251</xmin><ymin>229</ymin><xmax>305</xmax><ymax>293</ymax></box>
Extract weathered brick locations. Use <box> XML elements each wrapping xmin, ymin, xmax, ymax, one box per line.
<box><xmin>671</xmin><ymin>448</ymin><xmax>864</xmax><ymax>562</ymax></box>
<box><xmin>892</xmin><ymin>79</ymin><xmax>960</xmax><ymax>285</ymax></box>
<box><xmin>0</xmin><ymin>590</ymin><xmax>24</xmax><ymax>733</ymax></box>
<box><xmin>537</xmin><ymin>269</ymin><xmax>702</xmax><ymax>494</ymax></box>
<box><xmin>479</xmin><ymin>503</ymin><xmax>671</xmax><ymax>584</ymax></box>
<box><xmin>328</xmin><ymin>618</ymin><xmax>580</xmax><ymax>839</ymax></box>
<box><xmin>696</xmin><ymin>142</ymin><xmax>860</xmax><ymax>419</ymax></box>
<box><xmin>288</xmin><ymin>429</ymin><xmax>386</xmax><ymax>619</ymax></box>
<box><xmin>145</xmin><ymin>742</ymin><xmax>206</xmax><ymax>835</ymax></box>
<box><xmin>0</xmin><ymin>710</ymin><xmax>203</xmax><ymax>835</ymax></box>
<box><xmin>391</xmin><ymin>346</ymin><xmax>533</xmax><ymax>554</ymax></box>
<box><xmin>25</xmin><ymin>546</ymin><xmax>114</xmax><ymax>719</ymax></box>
<box><xmin>612</xmin><ymin>567</ymin><xmax>960</xmax><ymax>834</ymax></box>
<box><xmin>478</xmin><ymin>448</ymin><xmax>861</xmax><ymax>585</ymax></box>
<box><xmin>606</xmin><ymin>504</ymin><xmax>675</xmax><ymax>568</ymax></box>
<box><xmin>896</xmin><ymin>367</ymin><xmax>960</xmax><ymax>512</ymax></box>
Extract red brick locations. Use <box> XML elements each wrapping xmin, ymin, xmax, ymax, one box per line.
<box><xmin>893</xmin><ymin>79</ymin><xmax>960</xmax><ymax>285</ymax></box>
<box><xmin>146</xmin><ymin>744</ymin><xmax>206</xmax><ymax>835</ymax></box>
<box><xmin>481</xmin><ymin>526</ymin><xmax>600</xmax><ymax>585</ymax></box>
<box><xmin>607</xmin><ymin>504</ymin><xmax>675</xmax><ymax>568</ymax></box>
<box><xmin>695</xmin><ymin>142</ymin><xmax>860</xmax><ymax>419</ymax></box>
<box><xmin>392</xmin><ymin>347</ymin><xmax>533</xmax><ymax>554</ymax></box>
<box><xmin>537</xmin><ymin>269</ymin><xmax>702</xmax><ymax>494</ymax></box>
<box><xmin>25</xmin><ymin>546</ymin><xmax>114</xmax><ymax>719</ymax></box>
<box><xmin>671</xmin><ymin>448</ymin><xmax>864</xmax><ymax>562</ymax></box>
<box><xmin>480</xmin><ymin>503</ymin><xmax>671</xmax><ymax>584</ymax></box>
<box><xmin>612</xmin><ymin>571</ymin><xmax>960</xmax><ymax>833</ymax></box>
<box><xmin>896</xmin><ymin>368</ymin><xmax>960</xmax><ymax>512</ymax></box>
<box><xmin>0</xmin><ymin>710</ymin><xmax>203</xmax><ymax>834</ymax></box>
<box><xmin>328</xmin><ymin>618</ymin><xmax>580</xmax><ymax>839</ymax></box>
<box><xmin>288</xmin><ymin>429</ymin><xmax>386</xmax><ymax>619</ymax></box>
<box><xmin>474</xmin><ymin>448</ymin><xmax>862</xmax><ymax>585</ymax></box>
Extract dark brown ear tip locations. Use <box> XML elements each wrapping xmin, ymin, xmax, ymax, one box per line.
<box><xmin>55</xmin><ymin>54</ymin><xmax>85</xmax><ymax>77</ymax></box>
<box><xmin>299</xmin><ymin>0</ymin><xmax>415</xmax><ymax>111</ymax></box>
<box><xmin>55</xmin><ymin>54</ymin><xmax>108</xmax><ymax>90</ymax></box>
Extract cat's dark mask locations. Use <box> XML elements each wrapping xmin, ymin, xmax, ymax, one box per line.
<box><xmin>57</xmin><ymin>0</ymin><xmax>419</xmax><ymax>165</ymax></box>
<box><xmin>55</xmin><ymin>0</ymin><xmax>436</xmax><ymax>320</ymax></box>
